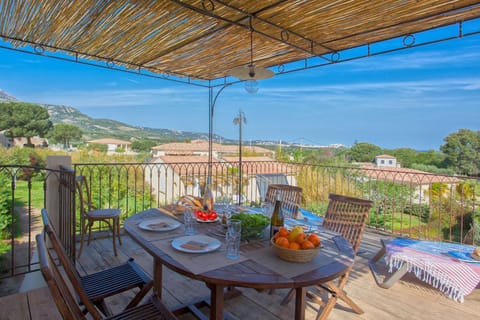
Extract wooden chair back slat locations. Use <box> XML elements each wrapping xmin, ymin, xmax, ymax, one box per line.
<box><xmin>265</xmin><ymin>184</ymin><xmax>302</xmax><ymax>218</ymax></box>
<box><xmin>41</xmin><ymin>209</ymin><xmax>83</xmax><ymax>281</ymax></box>
<box><xmin>76</xmin><ymin>175</ymin><xmax>95</xmax><ymax>214</ymax></box>
<box><xmin>323</xmin><ymin>194</ymin><xmax>373</xmax><ymax>254</ymax></box>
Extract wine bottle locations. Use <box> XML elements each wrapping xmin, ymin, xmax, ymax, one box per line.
<box><xmin>269</xmin><ymin>192</ymin><xmax>284</xmax><ymax>238</ymax></box>
<box><xmin>203</xmin><ymin>177</ymin><xmax>214</xmax><ymax>212</ymax></box>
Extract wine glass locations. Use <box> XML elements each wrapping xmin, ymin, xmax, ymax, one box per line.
<box><xmin>261</xmin><ymin>201</ymin><xmax>273</xmax><ymax>217</ymax></box>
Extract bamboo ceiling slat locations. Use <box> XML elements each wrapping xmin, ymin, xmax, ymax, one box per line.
<box><xmin>1</xmin><ymin>0</ymin><xmax>480</xmax><ymax>81</ymax></box>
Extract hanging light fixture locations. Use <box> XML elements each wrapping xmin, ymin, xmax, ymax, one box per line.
<box><xmin>229</xmin><ymin>22</ymin><xmax>274</xmax><ymax>93</ymax></box>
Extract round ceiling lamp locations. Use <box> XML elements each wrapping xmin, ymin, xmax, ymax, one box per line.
<box><xmin>229</xmin><ymin>25</ymin><xmax>274</xmax><ymax>94</ymax></box>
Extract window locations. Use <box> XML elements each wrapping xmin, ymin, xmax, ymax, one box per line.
<box><xmin>389</xmin><ymin>160</ymin><xmax>393</xmax><ymax>165</ymax></box>
<box><xmin>380</xmin><ymin>160</ymin><xmax>385</xmax><ymax>164</ymax></box>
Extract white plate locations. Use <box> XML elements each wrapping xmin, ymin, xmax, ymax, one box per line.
<box><xmin>138</xmin><ymin>218</ymin><xmax>181</xmax><ymax>232</ymax></box>
<box><xmin>196</xmin><ymin>217</ymin><xmax>220</xmax><ymax>223</ymax></box>
<box><xmin>171</xmin><ymin>235</ymin><xmax>222</xmax><ymax>253</ymax></box>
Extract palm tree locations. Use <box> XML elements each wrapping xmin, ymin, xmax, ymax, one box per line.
<box><xmin>233</xmin><ymin>110</ymin><xmax>247</xmax><ymax>205</ymax></box>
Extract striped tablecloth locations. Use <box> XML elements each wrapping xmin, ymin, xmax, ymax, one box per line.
<box><xmin>385</xmin><ymin>238</ymin><xmax>480</xmax><ymax>302</ymax></box>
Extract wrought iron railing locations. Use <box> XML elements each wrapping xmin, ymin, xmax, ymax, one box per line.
<box><xmin>1</xmin><ymin>160</ymin><xmax>478</xmax><ymax>281</ymax></box>
<box><xmin>74</xmin><ymin>161</ymin><xmax>479</xmax><ymax>244</ymax></box>
<box><xmin>0</xmin><ymin>164</ymin><xmax>75</xmax><ymax>279</ymax></box>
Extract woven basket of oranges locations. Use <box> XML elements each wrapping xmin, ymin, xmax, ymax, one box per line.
<box><xmin>271</xmin><ymin>226</ymin><xmax>321</xmax><ymax>263</ymax></box>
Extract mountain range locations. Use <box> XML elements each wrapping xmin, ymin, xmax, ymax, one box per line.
<box><xmin>0</xmin><ymin>89</ymin><xmax>234</xmax><ymax>143</ymax></box>
<box><xmin>0</xmin><ymin>89</ymin><xmax>329</xmax><ymax>148</ymax></box>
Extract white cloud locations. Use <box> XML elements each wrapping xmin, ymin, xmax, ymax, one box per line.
<box><xmin>126</xmin><ymin>78</ymin><xmax>140</xmax><ymax>84</ymax></box>
<box><xmin>21</xmin><ymin>58</ymin><xmax>42</xmax><ymax>64</ymax></box>
<box><xmin>33</xmin><ymin>87</ymin><xmax>207</xmax><ymax>108</ymax></box>
<box><xmin>263</xmin><ymin>77</ymin><xmax>480</xmax><ymax>96</ymax></box>
<box><xmin>345</xmin><ymin>47</ymin><xmax>480</xmax><ymax>71</ymax></box>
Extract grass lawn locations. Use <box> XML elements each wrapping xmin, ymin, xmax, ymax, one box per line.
<box><xmin>13</xmin><ymin>180</ymin><xmax>44</xmax><ymax>209</ymax></box>
<box><xmin>369</xmin><ymin>212</ymin><xmax>424</xmax><ymax>232</ymax></box>
<box><xmin>0</xmin><ymin>180</ymin><xmax>44</xmax><ymax>256</ymax></box>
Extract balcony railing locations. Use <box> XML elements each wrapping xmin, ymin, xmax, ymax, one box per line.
<box><xmin>74</xmin><ymin>160</ymin><xmax>479</xmax><ymax>242</ymax></box>
<box><xmin>1</xmin><ymin>159</ymin><xmax>478</xmax><ymax>279</ymax></box>
<box><xmin>0</xmin><ymin>164</ymin><xmax>74</xmax><ymax>279</ymax></box>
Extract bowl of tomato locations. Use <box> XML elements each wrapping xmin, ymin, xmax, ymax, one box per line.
<box><xmin>195</xmin><ymin>210</ymin><xmax>219</xmax><ymax>222</ymax></box>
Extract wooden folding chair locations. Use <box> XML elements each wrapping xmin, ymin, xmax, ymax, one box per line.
<box><xmin>265</xmin><ymin>184</ymin><xmax>302</xmax><ymax>218</ymax></box>
<box><xmin>281</xmin><ymin>194</ymin><xmax>373</xmax><ymax>320</ymax></box>
<box><xmin>36</xmin><ymin>233</ymin><xmax>176</xmax><ymax>320</ymax></box>
<box><xmin>41</xmin><ymin>209</ymin><xmax>153</xmax><ymax>317</ymax></box>
<box><xmin>76</xmin><ymin>175</ymin><xmax>122</xmax><ymax>257</ymax></box>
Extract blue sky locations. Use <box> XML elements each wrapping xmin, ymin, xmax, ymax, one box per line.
<box><xmin>1</xmin><ymin>29</ymin><xmax>480</xmax><ymax>151</ymax></box>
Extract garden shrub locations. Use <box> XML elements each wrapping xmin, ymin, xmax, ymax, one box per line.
<box><xmin>0</xmin><ymin>174</ymin><xmax>12</xmax><ymax>238</ymax></box>
<box><xmin>403</xmin><ymin>204</ymin><xmax>430</xmax><ymax>222</ymax></box>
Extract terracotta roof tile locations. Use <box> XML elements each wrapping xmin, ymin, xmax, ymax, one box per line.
<box><xmin>152</xmin><ymin>140</ymin><xmax>273</xmax><ymax>155</ymax></box>
<box><xmin>375</xmin><ymin>154</ymin><xmax>396</xmax><ymax>159</ymax></box>
<box><xmin>88</xmin><ymin>138</ymin><xmax>131</xmax><ymax>145</ymax></box>
<box><xmin>360</xmin><ymin>165</ymin><xmax>460</xmax><ymax>184</ymax></box>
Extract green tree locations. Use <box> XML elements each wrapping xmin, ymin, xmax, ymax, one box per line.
<box><xmin>349</xmin><ymin>142</ymin><xmax>382</xmax><ymax>162</ymax></box>
<box><xmin>0</xmin><ymin>102</ymin><xmax>52</xmax><ymax>146</ymax></box>
<box><xmin>48</xmin><ymin>123</ymin><xmax>82</xmax><ymax>148</ymax></box>
<box><xmin>131</xmin><ymin>139</ymin><xmax>157</xmax><ymax>152</ymax></box>
<box><xmin>440</xmin><ymin>129</ymin><xmax>480</xmax><ymax>176</ymax></box>
<box><xmin>414</xmin><ymin>149</ymin><xmax>445</xmax><ymax>167</ymax></box>
<box><xmin>389</xmin><ymin>147</ymin><xmax>417</xmax><ymax>167</ymax></box>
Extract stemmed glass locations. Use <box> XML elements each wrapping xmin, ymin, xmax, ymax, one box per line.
<box><xmin>218</xmin><ymin>195</ymin><xmax>233</xmax><ymax>224</ymax></box>
<box><xmin>261</xmin><ymin>201</ymin><xmax>273</xmax><ymax>217</ymax></box>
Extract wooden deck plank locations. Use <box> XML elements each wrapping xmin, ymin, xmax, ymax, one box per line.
<box><xmin>1</xmin><ymin>229</ymin><xmax>478</xmax><ymax>320</ymax></box>
<box><xmin>76</xmin><ymin>230</ymin><xmax>479</xmax><ymax>320</ymax></box>
<box><xmin>0</xmin><ymin>291</ymin><xmax>30</xmax><ymax>320</ymax></box>
<box><xmin>27</xmin><ymin>287</ymin><xmax>62</xmax><ymax>320</ymax></box>
<box><xmin>0</xmin><ymin>287</ymin><xmax>60</xmax><ymax>320</ymax></box>
<box><xmin>82</xmin><ymin>230</ymin><xmax>480</xmax><ymax>320</ymax></box>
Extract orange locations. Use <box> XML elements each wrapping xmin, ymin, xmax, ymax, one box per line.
<box><xmin>288</xmin><ymin>242</ymin><xmax>300</xmax><ymax>250</ymax></box>
<box><xmin>272</xmin><ymin>232</ymin><xmax>280</xmax><ymax>240</ymax></box>
<box><xmin>301</xmin><ymin>240</ymin><xmax>315</xmax><ymax>250</ymax></box>
<box><xmin>276</xmin><ymin>236</ymin><xmax>290</xmax><ymax>248</ymax></box>
<box><xmin>294</xmin><ymin>233</ymin><xmax>306</xmax><ymax>244</ymax></box>
<box><xmin>307</xmin><ymin>234</ymin><xmax>321</xmax><ymax>247</ymax></box>
<box><xmin>278</xmin><ymin>227</ymin><xmax>289</xmax><ymax>237</ymax></box>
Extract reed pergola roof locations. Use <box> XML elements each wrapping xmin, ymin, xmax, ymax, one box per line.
<box><xmin>1</xmin><ymin>0</ymin><xmax>480</xmax><ymax>84</ymax></box>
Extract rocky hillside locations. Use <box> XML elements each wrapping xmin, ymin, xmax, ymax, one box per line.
<box><xmin>0</xmin><ymin>90</ymin><xmax>17</xmax><ymax>102</ymax></box>
<box><xmin>44</xmin><ymin>104</ymin><xmax>228</xmax><ymax>142</ymax></box>
<box><xmin>0</xmin><ymin>89</ymin><xmax>230</xmax><ymax>143</ymax></box>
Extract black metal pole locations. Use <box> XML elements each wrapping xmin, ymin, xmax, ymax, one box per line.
<box><xmin>208</xmin><ymin>83</ymin><xmax>232</xmax><ymax>187</ymax></box>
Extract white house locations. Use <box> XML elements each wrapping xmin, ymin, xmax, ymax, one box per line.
<box><xmin>375</xmin><ymin>154</ymin><xmax>398</xmax><ymax>168</ymax></box>
<box><xmin>0</xmin><ymin>131</ymin><xmax>12</xmax><ymax>147</ymax></box>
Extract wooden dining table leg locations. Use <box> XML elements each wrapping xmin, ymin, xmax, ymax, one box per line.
<box><xmin>153</xmin><ymin>257</ymin><xmax>163</xmax><ymax>298</ymax></box>
<box><xmin>208</xmin><ymin>283</ymin><xmax>225</xmax><ymax>320</ymax></box>
<box><xmin>295</xmin><ymin>287</ymin><xmax>306</xmax><ymax>320</ymax></box>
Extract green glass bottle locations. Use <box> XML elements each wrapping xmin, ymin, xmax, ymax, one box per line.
<box><xmin>269</xmin><ymin>192</ymin><xmax>284</xmax><ymax>238</ymax></box>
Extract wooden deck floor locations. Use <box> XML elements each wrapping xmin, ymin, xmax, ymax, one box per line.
<box><xmin>73</xmin><ymin>229</ymin><xmax>479</xmax><ymax>320</ymax></box>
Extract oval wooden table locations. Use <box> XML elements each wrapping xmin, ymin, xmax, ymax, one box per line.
<box><xmin>124</xmin><ymin>208</ymin><xmax>354</xmax><ymax>320</ymax></box>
